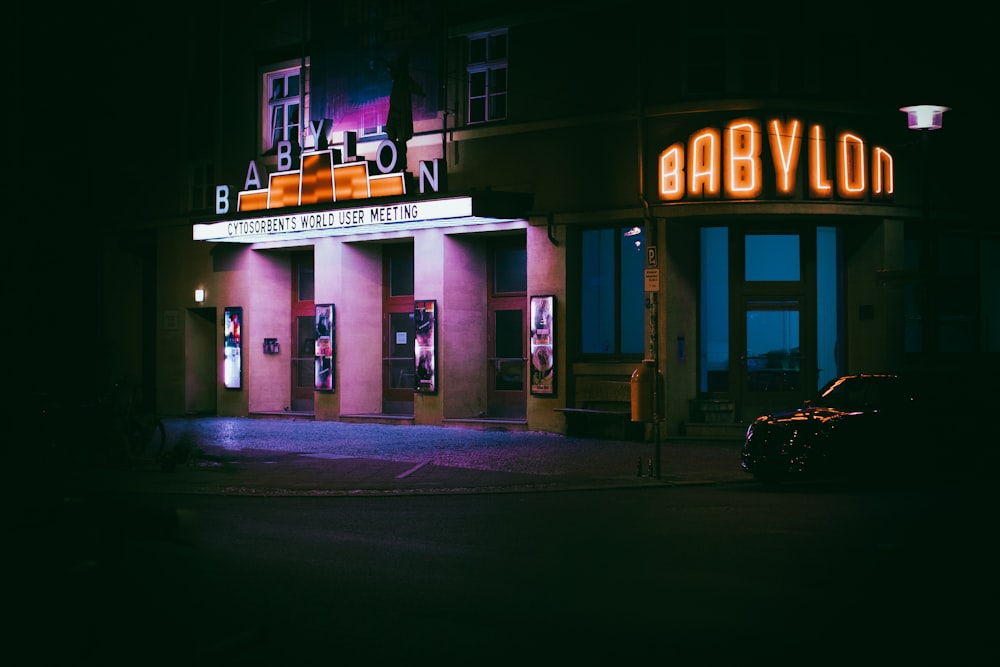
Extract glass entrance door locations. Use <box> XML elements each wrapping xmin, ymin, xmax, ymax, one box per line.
<box><xmin>735</xmin><ymin>298</ymin><xmax>810</xmax><ymax>422</ymax></box>
<box><xmin>290</xmin><ymin>315</ymin><xmax>315</xmax><ymax>411</ymax></box>
<box><xmin>731</xmin><ymin>231</ymin><xmax>817</xmax><ymax>421</ymax></box>
<box><xmin>701</xmin><ymin>227</ymin><xmax>836</xmax><ymax>422</ymax></box>
<box><xmin>383</xmin><ymin>310</ymin><xmax>415</xmax><ymax>414</ymax></box>
<box><xmin>742</xmin><ymin>301</ymin><xmax>801</xmax><ymax>393</ymax></box>
<box><xmin>487</xmin><ymin>302</ymin><xmax>526</xmax><ymax>419</ymax></box>
<box><xmin>290</xmin><ymin>253</ymin><xmax>315</xmax><ymax>413</ymax></box>
<box><xmin>382</xmin><ymin>245</ymin><xmax>414</xmax><ymax>415</ymax></box>
<box><xmin>486</xmin><ymin>239</ymin><xmax>527</xmax><ymax>419</ymax></box>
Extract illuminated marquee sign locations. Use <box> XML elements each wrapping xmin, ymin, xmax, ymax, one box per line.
<box><xmin>658</xmin><ymin>117</ymin><xmax>894</xmax><ymax>202</ymax></box>
<box><xmin>193</xmin><ymin>196</ymin><xmax>475</xmax><ymax>242</ymax></box>
<box><xmin>215</xmin><ymin>127</ymin><xmax>443</xmax><ymax>216</ymax></box>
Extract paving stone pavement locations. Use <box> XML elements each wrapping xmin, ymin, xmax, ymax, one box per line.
<box><xmin>49</xmin><ymin>416</ymin><xmax>749</xmax><ymax>497</ymax></box>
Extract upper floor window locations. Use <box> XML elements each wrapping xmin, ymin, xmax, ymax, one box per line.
<box><xmin>360</xmin><ymin>105</ymin><xmax>385</xmax><ymax>138</ymax></box>
<box><xmin>188</xmin><ymin>160</ymin><xmax>215</xmax><ymax>214</ymax></box>
<box><xmin>263</xmin><ymin>62</ymin><xmax>309</xmax><ymax>152</ymax></box>
<box><xmin>685</xmin><ymin>31</ymin><xmax>815</xmax><ymax>97</ymax></box>
<box><xmin>685</xmin><ymin>34</ymin><xmax>726</xmax><ymax>95</ymax></box>
<box><xmin>467</xmin><ymin>30</ymin><xmax>507</xmax><ymax>124</ymax></box>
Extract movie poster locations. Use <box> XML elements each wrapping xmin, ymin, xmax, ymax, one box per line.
<box><xmin>315</xmin><ymin>304</ymin><xmax>335</xmax><ymax>391</ymax></box>
<box><xmin>224</xmin><ymin>307</ymin><xmax>242</xmax><ymax>389</ymax></box>
<box><xmin>414</xmin><ymin>300</ymin><xmax>436</xmax><ymax>394</ymax></box>
<box><xmin>530</xmin><ymin>296</ymin><xmax>555</xmax><ymax>396</ymax></box>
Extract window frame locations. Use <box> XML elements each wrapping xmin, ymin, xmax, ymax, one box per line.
<box><xmin>466</xmin><ymin>29</ymin><xmax>508</xmax><ymax>125</ymax></box>
<box><xmin>261</xmin><ymin>59</ymin><xmax>310</xmax><ymax>154</ymax></box>
<box><xmin>188</xmin><ymin>159</ymin><xmax>215</xmax><ymax>214</ymax></box>
<box><xmin>359</xmin><ymin>104</ymin><xmax>385</xmax><ymax>139</ymax></box>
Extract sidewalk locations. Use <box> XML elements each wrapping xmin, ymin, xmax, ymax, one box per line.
<box><xmin>59</xmin><ymin>416</ymin><xmax>749</xmax><ymax>497</ymax></box>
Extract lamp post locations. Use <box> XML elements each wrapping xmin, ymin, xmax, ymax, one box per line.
<box><xmin>627</xmin><ymin>207</ymin><xmax>662</xmax><ymax>480</ymax></box>
<box><xmin>900</xmin><ymin>104</ymin><xmax>948</xmax><ymax>354</ymax></box>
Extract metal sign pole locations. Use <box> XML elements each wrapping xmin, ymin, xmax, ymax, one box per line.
<box><xmin>644</xmin><ymin>235</ymin><xmax>662</xmax><ymax>481</ymax></box>
<box><xmin>650</xmin><ymin>292</ymin><xmax>661</xmax><ymax>479</ymax></box>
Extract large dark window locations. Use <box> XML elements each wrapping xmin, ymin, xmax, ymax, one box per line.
<box><xmin>388</xmin><ymin>249</ymin><xmax>414</xmax><ymax>297</ymax></box>
<box><xmin>580</xmin><ymin>226</ymin><xmax>646</xmax><ymax>357</ymax></box>
<box><xmin>296</xmin><ymin>253</ymin><xmax>314</xmax><ymax>301</ymax></box>
<box><xmin>493</xmin><ymin>245</ymin><xmax>526</xmax><ymax>294</ymax></box>
<box><xmin>905</xmin><ymin>234</ymin><xmax>1000</xmax><ymax>354</ymax></box>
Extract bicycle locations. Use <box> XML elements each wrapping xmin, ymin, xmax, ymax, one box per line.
<box><xmin>98</xmin><ymin>381</ymin><xmax>169</xmax><ymax>468</ymax></box>
<box><xmin>123</xmin><ymin>411</ymin><xmax>167</xmax><ymax>463</ymax></box>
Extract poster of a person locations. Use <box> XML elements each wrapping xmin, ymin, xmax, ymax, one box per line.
<box><xmin>416</xmin><ymin>312</ymin><xmax>433</xmax><ymax>347</ymax></box>
<box><xmin>532</xmin><ymin>345</ymin><xmax>553</xmax><ymax>381</ymax></box>
<box><xmin>530</xmin><ymin>296</ymin><xmax>555</xmax><ymax>395</ymax></box>
<box><xmin>315</xmin><ymin>356</ymin><xmax>333</xmax><ymax>391</ymax></box>
<box><xmin>225</xmin><ymin>310</ymin><xmax>241</xmax><ymax>347</ymax></box>
<box><xmin>224</xmin><ymin>307</ymin><xmax>242</xmax><ymax>389</ymax></box>
<box><xmin>316</xmin><ymin>306</ymin><xmax>331</xmax><ymax>337</ymax></box>
<box><xmin>414</xmin><ymin>300</ymin><xmax>436</xmax><ymax>394</ymax></box>
<box><xmin>532</xmin><ymin>297</ymin><xmax>551</xmax><ymax>334</ymax></box>
<box><xmin>314</xmin><ymin>305</ymin><xmax>335</xmax><ymax>391</ymax></box>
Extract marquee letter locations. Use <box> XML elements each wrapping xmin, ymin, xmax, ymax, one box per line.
<box><xmin>837</xmin><ymin>132</ymin><xmax>866</xmax><ymax>199</ymax></box>
<box><xmin>215</xmin><ymin>184</ymin><xmax>230</xmax><ymax>215</ymax></box>
<box><xmin>768</xmin><ymin>118</ymin><xmax>802</xmax><ymax>195</ymax></box>
<box><xmin>375</xmin><ymin>140</ymin><xmax>398</xmax><ymax>173</ymax></box>
<box><xmin>808</xmin><ymin>124</ymin><xmax>833</xmax><ymax>198</ymax></box>
<box><xmin>308</xmin><ymin>118</ymin><xmax>329</xmax><ymax>149</ymax></box>
<box><xmin>419</xmin><ymin>159</ymin><xmax>442</xmax><ymax>194</ymax></box>
<box><xmin>244</xmin><ymin>160</ymin><xmax>262</xmax><ymax>190</ymax></box>
<box><xmin>342</xmin><ymin>131</ymin><xmax>357</xmax><ymax>161</ymax></box>
<box><xmin>725</xmin><ymin>119</ymin><xmax>762</xmax><ymax>198</ymax></box>
<box><xmin>872</xmin><ymin>146</ymin><xmax>894</xmax><ymax>197</ymax></box>
<box><xmin>278</xmin><ymin>140</ymin><xmax>294</xmax><ymax>171</ymax></box>
<box><xmin>658</xmin><ymin>143</ymin><xmax>685</xmax><ymax>201</ymax></box>
<box><xmin>689</xmin><ymin>128</ymin><xmax>720</xmax><ymax>197</ymax></box>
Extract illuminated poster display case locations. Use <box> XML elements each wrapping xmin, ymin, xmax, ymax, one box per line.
<box><xmin>414</xmin><ymin>300</ymin><xmax>437</xmax><ymax>395</ymax></box>
<box><xmin>530</xmin><ymin>295</ymin><xmax>555</xmax><ymax>396</ymax></box>
<box><xmin>223</xmin><ymin>307</ymin><xmax>242</xmax><ymax>389</ymax></box>
<box><xmin>315</xmin><ymin>304</ymin><xmax>335</xmax><ymax>391</ymax></box>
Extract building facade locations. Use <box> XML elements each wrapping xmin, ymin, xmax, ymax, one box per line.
<box><xmin>101</xmin><ymin>2</ymin><xmax>997</xmax><ymax>439</ymax></box>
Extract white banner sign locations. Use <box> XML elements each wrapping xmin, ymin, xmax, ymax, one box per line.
<box><xmin>194</xmin><ymin>196</ymin><xmax>474</xmax><ymax>242</ymax></box>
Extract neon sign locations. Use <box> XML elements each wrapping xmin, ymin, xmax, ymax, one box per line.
<box><xmin>659</xmin><ymin>117</ymin><xmax>893</xmax><ymax>201</ymax></box>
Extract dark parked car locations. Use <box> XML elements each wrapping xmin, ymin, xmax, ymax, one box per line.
<box><xmin>740</xmin><ymin>373</ymin><xmax>932</xmax><ymax>484</ymax></box>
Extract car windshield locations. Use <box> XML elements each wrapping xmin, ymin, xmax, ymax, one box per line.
<box><xmin>811</xmin><ymin>376</ymin><xmax>903</xmax><ymax>412</ymax></box>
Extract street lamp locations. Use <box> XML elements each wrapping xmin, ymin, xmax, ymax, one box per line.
<box><xmin>900</xmin><ymin>104</ymin><xmax>949</xmax><ymax>354</ymax></box>
<box><xmin>900</xmin><ymin>104</ymin><xmax>949</xmax><ymax>131</ymax></box>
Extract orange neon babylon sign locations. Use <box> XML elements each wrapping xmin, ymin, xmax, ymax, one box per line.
<box><xmin>658</xmin><ymin>117</ymin><xmax>894</xmax><ymax>201</ymax></box>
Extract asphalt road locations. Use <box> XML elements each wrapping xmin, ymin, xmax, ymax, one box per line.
<box><xmin>14</xmin><ymin>480</ymin><xmax>997</xmax><ymax>664</ymax></box>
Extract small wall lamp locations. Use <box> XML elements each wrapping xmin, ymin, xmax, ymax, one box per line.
<box><xmin>623</xmin><ymin>225</ymin><xmax>644</xmax><ymax>251</ymax></box>
<box><xmin>195</xmin><ymin>288</ymin><xmax>206</xmax><ymax>303</ymax></box>
<box><xmin>900</xmin><ymin>104</ymin><xmax>949</xmax><ymax>131</ymax></box>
